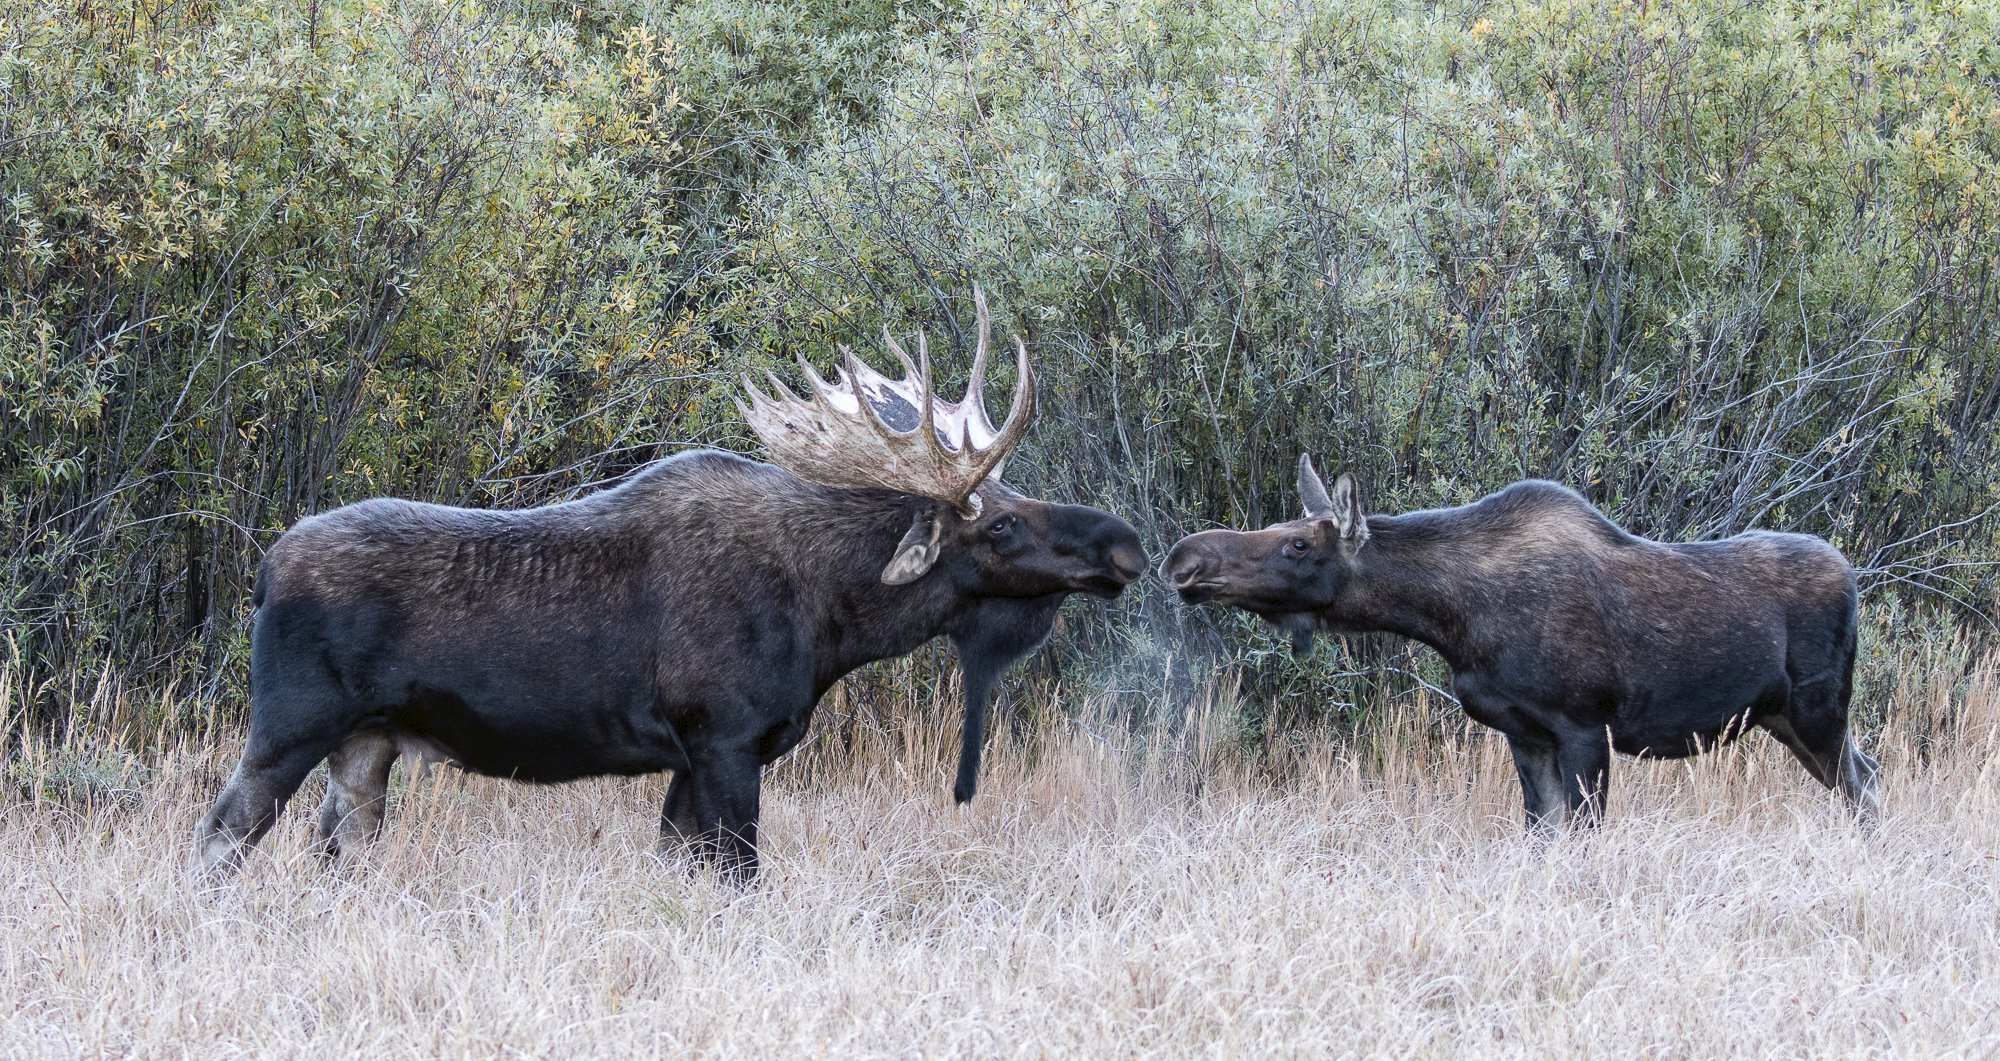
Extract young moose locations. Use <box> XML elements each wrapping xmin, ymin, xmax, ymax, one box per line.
<box><xmin>1165</xmin><ymin>457</ymin><xmax>1880</xmax><ymax>829</ymax></box>
<box><xmin>194</xmin><ymin>292</ymin><xmax>1147</xmax><ymax>880</ymax></box>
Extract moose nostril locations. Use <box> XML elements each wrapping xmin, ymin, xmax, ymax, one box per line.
<box><xmin>1168</xmin><ymin>560</ymin><xmax>1206</xmax><ymax>588</ymax></box>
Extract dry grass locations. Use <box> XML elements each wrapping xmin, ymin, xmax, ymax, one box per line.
<box><xmin>4</xmin><ymin>655</ymin><xmax>2000</xmax><ymax>1058</ymax></box>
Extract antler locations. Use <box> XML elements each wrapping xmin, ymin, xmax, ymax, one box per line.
<box><xmin>739</xmin><ymin>286</ymin><xmax>1036</xmax><ymax>516</ymax></box>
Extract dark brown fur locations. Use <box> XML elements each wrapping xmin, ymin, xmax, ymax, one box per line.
<box><xmin>194</xmin><ymin>449</ymin><xmax>1146</xmax><ymax>880</ymax></box>
<box><xmin>1165</xmin><ymin>460</ymin><xmax>1880</xmax><ymax>829</ymax></box>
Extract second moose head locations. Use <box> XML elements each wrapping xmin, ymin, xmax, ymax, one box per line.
<box><xmin>1163</xmin><ymin>456</ymin><xmax>1369</xmax><ymax>656</ymax></box>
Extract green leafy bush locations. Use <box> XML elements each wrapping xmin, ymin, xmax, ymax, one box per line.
<box><xmin>2</xmin><ymin>0</ymin><xmax>1995</xmax><ymax>742</ymax></box>
<box><xmin>1</xmin><ymin>0</ymin><xmax>721</xmax><ymax>706</ymax></box>
<box><xmin>728</xmin><ymin>0</ymin><xmax>2000</xmax><ymax>724</ymax></box>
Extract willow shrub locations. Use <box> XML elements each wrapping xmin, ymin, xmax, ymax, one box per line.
<box><xmin>728</xmin><ymin>0</ymin><xmax>2000</xmax><ymax>734</ymax></box>
<box><xmin>0</xmin><ymin>0</ymin><xmax>714</xmax><ymax>713</ymax></box>
<box><xmin>3</xmin><ymin>0</ymin><xmax>1997</xmax><ymax>744</ymax></box>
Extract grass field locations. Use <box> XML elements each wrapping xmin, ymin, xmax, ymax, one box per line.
<box><xmin>3</xmin><ymin>651</ymin><xmax>1998</xmax><ymax>1058</ymax></box>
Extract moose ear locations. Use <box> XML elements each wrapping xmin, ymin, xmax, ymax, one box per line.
<box><xmin>1329</xmin><ymin>472</ymin><xmax>1369</xmax><ymax>547</ymax></box>
<box><xmin>1298</xmin><ymin>454</ymin><xmax>1336</xmax><ymax>518</ymax></box>
<box><xmin>881</xmin><ymin>506</ymin><xmax>947</xmax><ymax>585</ymax></box>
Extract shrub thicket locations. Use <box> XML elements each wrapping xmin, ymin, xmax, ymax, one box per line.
<box><xmin>3</xmin><ymin>0</ymin><xmax>1997</xmax><ymax>740</ymax></box>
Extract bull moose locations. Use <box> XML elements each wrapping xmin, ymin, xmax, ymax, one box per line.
<box><xmin>1164</xmin><ymin>456</ymin><xmax>1881</xmax><ymax>829</ymax></box>
<box><xmin>193</xmin><ymin>291</ymin><xmax>1147</xmax><ymax>880</ymax></box>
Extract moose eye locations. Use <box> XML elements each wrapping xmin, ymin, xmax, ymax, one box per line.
<box><xmin>1288</xmin><ymin>537</ymin><xmax>1312</xmax><ymax>554</ymax></box>
<box><xmin>986</xmin><ymin>517</ymin><xmax>1015</xmax><ymax>537</ymax></box>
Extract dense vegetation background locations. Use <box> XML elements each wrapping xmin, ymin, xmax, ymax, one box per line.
<box><xmin>4</xmin><ymin>0</ymin><xmax>1998</xmax><ymax>746</ymax></box>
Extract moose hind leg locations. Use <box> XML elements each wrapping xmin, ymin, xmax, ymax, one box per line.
<box><xmin>1764</xmin><ymin>688</ymin><xmax>1880</xmax><ymax>819</ymax></box>
<box><xmin>1758</xmin><ymin>713</ymin><xmax>1837</xmax><ymax>787</ymax></box>
<box><xmin>193</xmin><ymin>666</ymin><xmax>358</xmax><ymax>881</ymax></box>
<box><xmin>317</xmin><ymin>729</ymin><xmax>399</xmax><ymax>861</ymax></box>
<box><xmin>194</xmin><ymin>729</ymin><xmax>348</xmax><ymax>880</ymax></box>
<box><xmin>1839</xmin><ymin>734</ymin><xmax>1882</xmax><ymax>819</ymax></box>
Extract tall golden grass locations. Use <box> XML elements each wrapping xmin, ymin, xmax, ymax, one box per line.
<box><xmin>2</xmin><ymin>637</ymin><xmax>1997</xmax><ymax>1056</ymax></box>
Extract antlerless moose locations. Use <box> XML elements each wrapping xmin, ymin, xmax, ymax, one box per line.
<box><xmin>1166</xmin><ymin>455</ymin><xmax>1881</xmax><ymax>830</ymax></box>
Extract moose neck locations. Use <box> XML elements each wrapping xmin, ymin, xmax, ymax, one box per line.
<box><xmin>1325</xmin><ymin>513</ymin><xmax>1488</xmax><ymax>673</ymax></box>
<box><xmin>768</xmin><ymin>486</ymin><xmax>976</xmax><ymax>688</ymax></box>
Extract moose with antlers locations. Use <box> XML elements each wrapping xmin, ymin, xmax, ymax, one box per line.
<box><xmin>193</xmin><ymin>290</ymin><xmax>1147</xmax><ymax>880</ymax></box>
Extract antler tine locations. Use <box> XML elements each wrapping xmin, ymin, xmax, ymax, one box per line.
<box><xmin>914</xmin><ymin>329</ymin><xmax>962</xmax><ymax>504</ymax></box>
<box><xmin>880</xmin><ymin>325</ymin><xmax>921</xmax><ymax>384</ymax></box>
<box><xmin>914</xmin><ymin>329</ymin><xmax>939</xmax><ymax>451</ymax></box>
<box><xmin>794</xmin><ymin>352</ymin><xmax>839</xmax><ymax>408</ymax></box>
<box><xmin>826</xmin><ymin>350</ymin><xmax>870</xmax><ymax>416</ymax></box>
<box><xmin>969</xmin><ymin>335</ymin><xmax>1036</xmax><ymax>484</ymax></box>
<box><xmin>737</xmin><ymin>373</ymin><xmax>780</xmax><ymax>454</ymax></box>
<box><xmin>878</xmin><ymin>325</ymin><xmax>942</xmax><ymax>474</ymax></box>
<box><xmin>762</xmin><ymin>368</ymin><xmax>803</xmax><ymax>404</ymax></box>
<box><xmin>962</xmin><ymin>284</ymin><xmax>997</xmax><ymax>439</ymax></box>
<box><xmin>1008</xmin><ymin>335</ymin><xmax>1037</xmax><ymax>434</ymax></box>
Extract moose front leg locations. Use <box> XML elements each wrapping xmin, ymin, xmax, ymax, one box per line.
<box><xmin>1554</xmin><ymin>731</ymin><xmax>1612</xmax><ymax>827</ymax></box>
<box><xmin>658</xmin><ymin>772</ymin><xmax>698</xmax><ymax>852</ymax></box>
<box><xmin>660</xmin><ymin>705</ymin><xmax>810</xmax><ymax>867</ymax></box>
<box><xmin>683</xmin><ymin>745</ymin><xmax>763</xmax><ymax>880</ymax></box>
<box><xmin>1464</xmin><ymin>688</ymin><xmax>1574</xmax><ymax>833</ymax></box>
<box><xmin>1505</xmin><ymin>736</ymin><xmax>1565</xmax><ymax>833</ymax></box>
<box><xmin>1477</xmin><ymin>686</ymin><xmax>1612</xmax><ymax>832</ymax></box>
